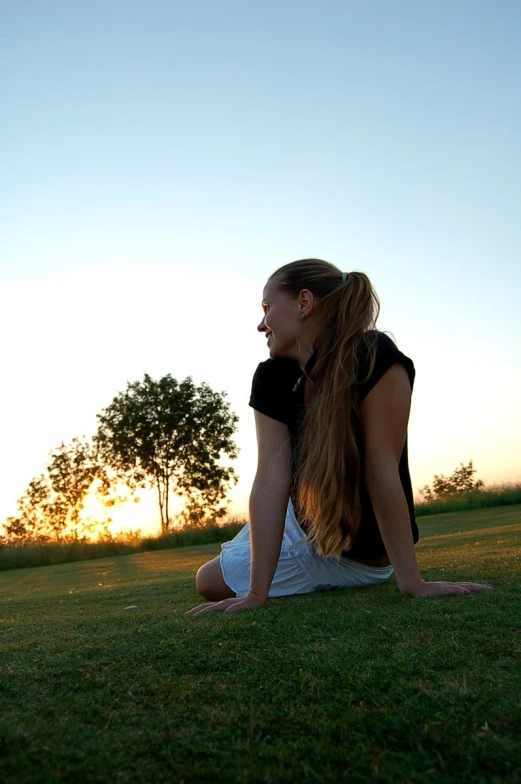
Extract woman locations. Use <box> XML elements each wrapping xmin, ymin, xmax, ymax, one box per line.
<box><xmin>185</xmin><ymin>259</ymin><xmax>493</xmax><ymax>615</ymax></box>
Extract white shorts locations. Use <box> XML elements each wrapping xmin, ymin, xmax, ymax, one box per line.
<box><xmin>219</xmin><ymin>496</ymin><xmax>394</xmax><ymax>598</ymax></box>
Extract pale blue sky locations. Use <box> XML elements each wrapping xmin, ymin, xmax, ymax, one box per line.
<box><xmin>1</xmin><ymin>1</ymin><xmax>520</xmax><ymax>535</ymax></box>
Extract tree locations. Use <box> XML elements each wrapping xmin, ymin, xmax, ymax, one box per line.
<box><xmin>94</xmin><ymin>373</ymin><xmax>240</xmax><ymax>532</ymax></box>
<box><xmin>4</xmin><ymin>437</ymin><xmax>123</xmax><ymax>544</ymax></box>
<box><xmin>4</xmin><ymin>473</ymin><xmax>55</xmax><ymax>544</ymax></box>
<box><xmin>419</xmin><ymin>459</ymin><xmax>485</xmax><ymax>502</ymax></box>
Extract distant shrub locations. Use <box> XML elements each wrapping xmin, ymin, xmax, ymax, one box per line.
<box><xmin>0</xmin><ymin>519</ymin><xmax>247</xmax><ymax>571</ymax></box>
<box><xmin>418</xmin><ymin>459</ymin><xmax>485</xmax><ymax>502</ymax></box>
<box><xmin>415</xmin><ymin>481</ymin><xmax>521</xmax><ymax>517</ymax></box>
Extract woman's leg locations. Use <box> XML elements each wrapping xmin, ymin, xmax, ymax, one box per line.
<box><xmin>196</xmin><ymin>557</ymin><xmax>237</xmax><ymax>601</ymax></box>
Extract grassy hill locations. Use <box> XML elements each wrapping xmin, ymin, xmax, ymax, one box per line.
<box><xmin>1</xmin><ymin>505</ymin><xmax>520</xmax><ymax>783</ymax></box>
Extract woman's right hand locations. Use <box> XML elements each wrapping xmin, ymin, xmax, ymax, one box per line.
<box><xmin>184</xmin><ymin>591</ymin><xmax>267</xmax><ymax>616</ymax></box>
<box><xmin>402</xmin><ymin>579</ymin><xmax>494</xmax><ymax>598</ymax></box>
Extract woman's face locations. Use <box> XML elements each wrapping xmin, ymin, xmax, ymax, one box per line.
<box><xmin>257</xmin><ymin>277</ymin><xmax>315</xmax><ymax>359</ymax></box>
<box><xmin>257</xmin><ymin>278</ymin><xmax>294</xmax><ymax>355</ymax></box>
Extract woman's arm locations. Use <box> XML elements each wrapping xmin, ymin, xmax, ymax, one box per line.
<box><xmin>248</xmin><ymin>411</ymin><xmax>292</xmax><ymax>599</ymax></box>
<box><xmin>248</xmin><ymin>478</ymin><xmax>290</xmax><ymax>600</ymax></box>
<box><xmin>364</xmin><ymin>466</ymin><xmax>422</xmax><ymax>593</ymax></box>
<box><xmin>185</xmin><ymin>411</ymin><xmax>292</xmax><ymax>615</ymax></box>
<box><xmin>361</xmin><ymin>363</ymin><xmax>493</xmax><ymax>597</ymax></box>
<box><xmin>361</xmin><ymin>362</ymin><xmax>422</xmax><ymax>592</ymax></box>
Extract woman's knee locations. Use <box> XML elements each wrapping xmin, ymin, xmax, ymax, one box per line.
<box><xmin>196</xmin><ymin>557</ymin><xmax>236</xmax><ymax>601</ymax></box>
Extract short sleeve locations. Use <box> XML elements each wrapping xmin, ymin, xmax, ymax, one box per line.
<box><xmin>248</xmin><ymin>358</ymin><xmax>300</xmax><ymax>425</ymax></box>
<box><xmin>357</xmin><ymin>333</ymin><xmax>415</xmax><ymax>402</ymax></box>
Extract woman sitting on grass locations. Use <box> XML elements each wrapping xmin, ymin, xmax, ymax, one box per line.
<box><xmin>185</xmin><ymin>258</ymin><xmax>493</xmax><ymax>615</ymax></box>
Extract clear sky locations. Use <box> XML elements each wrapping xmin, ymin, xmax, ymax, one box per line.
<box><xmin>1</xmin><ymin>0</ymin><xmax>520</xmax><ymax>538</ymax></box>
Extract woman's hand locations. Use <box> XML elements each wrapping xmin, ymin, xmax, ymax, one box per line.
<box><xmin>184</xmin><ymin>592</ymin><xmax>267</xmax><ymax>616</ymax></box>
<box><xmin>401</xmin><ymin>579</ymin><xmax>494</xmax><ymax>598</ymax></box>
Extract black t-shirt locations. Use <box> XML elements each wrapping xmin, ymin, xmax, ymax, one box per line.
<box><xmin>248</xmin><ymin>331</ymin><xmax>419</xmax><ymax>560</ymax></box>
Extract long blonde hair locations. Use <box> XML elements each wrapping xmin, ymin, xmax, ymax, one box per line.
<box><xmin>270</xmin><ymin>258</ymin><xmax>381</xmax><ymax>559</ymax></box>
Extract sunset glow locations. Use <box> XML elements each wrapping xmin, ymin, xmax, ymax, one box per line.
<box><xmin>1</xmin><ymin>1</ymin><xmax>519</xmax><ymax>540</ymax></box>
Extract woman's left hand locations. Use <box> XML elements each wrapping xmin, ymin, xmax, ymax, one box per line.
<box><xmin>184</xmin><ymin>592</ymin><xmax>267</xmax><ymax>616</ymax></box>
<box><xmin>401</xmin><ymin>579</ymin><xmax>494</xmax><ymax>597</ymax></box>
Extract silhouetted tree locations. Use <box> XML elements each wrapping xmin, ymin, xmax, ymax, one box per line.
<box><xmin>4</xmin><ymin>437</ymin><xmax>122</xmax><ymax>543</ymax></box>
<box><xmin>419</xmin><ymin>459</ymin><xmax>485</xmax><ymax>502</ymax></box>
<box><xmin>4</xmin><ymin>474</ymin><xmax>54</xmax><ymax>544</ymax></box>
<box><xmin>94</xmin><ymin>373</ymin><xmax>240</xmax><ymax>532</ymax></box>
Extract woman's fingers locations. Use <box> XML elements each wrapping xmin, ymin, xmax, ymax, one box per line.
<box><xmin>448</xmin><ymin>582</ymin><xmax>494</xmax><ymax>591</ymax></box>
<box><xmin>439</xmin><ymin>583</ymin><xmax>471</xmax><ymax>595</ymax></box>
<box><xmin>184</xmin><ymin>600</ymin><xmax>229</xmax><ymax>615</ymax></box>
<box><xmin>184</xmin><ymin>595</ymin><xmax>266</xmax><ymax>616</ymax></box>
<box><xmin>410</xmin><ymin>581</ymin><xmax>494</xmax><ymax>598</ymax></box>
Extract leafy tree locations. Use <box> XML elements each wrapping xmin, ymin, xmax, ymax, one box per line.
<box><xmin>3</xmin><ymin>474</ymin><xmax>54</xmax><ymax>544</ymax></box>
<box><xmin>94</xmin><ymin>373</ymin><xmax>240</xmax><ymax>532</ymax></box>
<box><xmin>419</xmin><ymin>459</ymin><xmax>485</xmax><ymax>502</ymax></box>
<box><xmin>4</xmin><ymin>437</ymin><xmax>123</xmax><ymax>544</ymax></box>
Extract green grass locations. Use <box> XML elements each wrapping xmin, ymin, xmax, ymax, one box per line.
<box><xmin>1</xmin><ymin>505</ymin><xmax>520</xmax><ymax>783</ymax></box>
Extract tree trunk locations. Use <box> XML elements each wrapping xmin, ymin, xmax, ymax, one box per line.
<box><xmin>165</xmin><ymin>474</ymin><xmax>170</xmax><ymax>532</ymax></box>
<box><xmin>156</xmin><ymin>477</ymin><xmax>165</xmax><ymax>532</ymax></box>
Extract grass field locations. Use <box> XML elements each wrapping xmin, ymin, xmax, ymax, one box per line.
<box><xmin>1</xmin><ymin>505</ymin><xmax>520</xmax><ymax>783</ymax></box>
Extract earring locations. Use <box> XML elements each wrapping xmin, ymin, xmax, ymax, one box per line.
<box><xmin>300</xmin><ymin>313</ymin><xmax>305</xmax><ymax>320</ymax></box>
